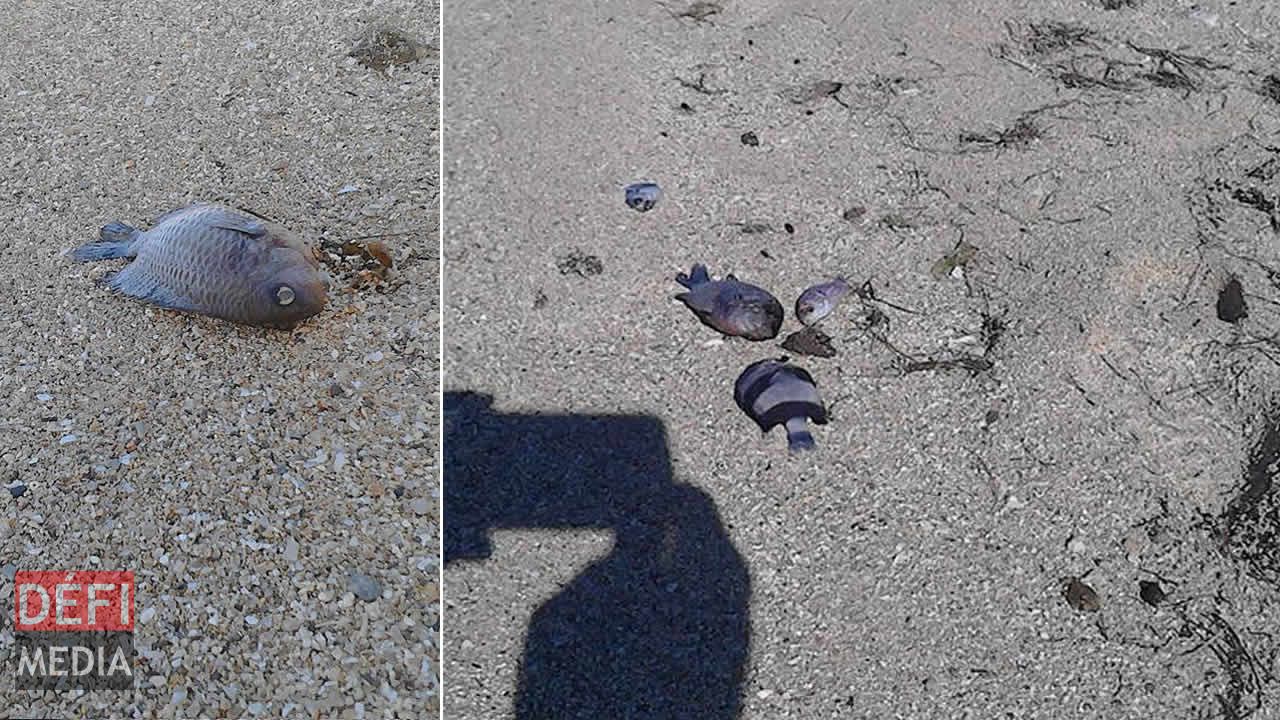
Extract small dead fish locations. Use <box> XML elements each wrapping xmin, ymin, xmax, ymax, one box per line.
<box><xmin>734</xmin><ymin>358</ymin><xmax>828</xmax><ymax>451</ymax></box>
<box><xmin>72</xmin><ymin>203</ymin><xmax>328</xmax><ymax>329</ymax></box>
<box><xmin>675</xmin><ymin>264</ymin><xmax>783</xmax><ymax>340</ymax></box>
<box><xmin>795</xmin><ymin>277</ymin><xmax>851</xmax><ymax>325</ymax></box>
<box><xmin>625</xmin><ymin>182</ymin><xmax>662</xmax><ymax>212</ymax></box>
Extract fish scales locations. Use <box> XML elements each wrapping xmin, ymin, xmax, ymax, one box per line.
<box><xmin>73</xmin><ymin>204</ymin><xmax>328</xmax><ymax>329</ymax></box>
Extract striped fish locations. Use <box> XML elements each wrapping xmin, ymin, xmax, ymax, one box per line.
<box><xmin>734</xmin><ymin>358</ymin><xmax>828</xmax><ymax>451</ymax></box>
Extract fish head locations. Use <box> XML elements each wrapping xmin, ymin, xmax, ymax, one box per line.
<box><xmin>726</xmin><ymin>294</ymin><xmax>784</xmax><ymax>340</ymax></box>
<box><xmin>246</xmin><ymin>246</ymin><xmax>330</xmax><ymax>329</ymax></box>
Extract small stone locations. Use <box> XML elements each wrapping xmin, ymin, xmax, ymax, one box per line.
<box><xmin>35</xmin><ymin>393</ymin><xmax>52</xmax><ymax>402</ymax></box>
<box><xmin>393</xmin><ymin>485</ymin><xmax>406</xmax><ymax>498</ymax></box>
<box><xmin>1062</xmin><ymin>576</ymin><xmax>1100</xmax><ymax>612</ymax></box>
<box><xmin>139</xmin><ymin>607</ymin><xmax>157</xmax><ymax>624</ymax></box>
<box><xmin>757</xmin><ymin>689</ymin><xmax>774</xmax><ymax>699</ymax></box>
<box><xmin>1217</xmin><ymin>277</ymin><xmax>1247</xmax><ymax>323</ymax></box>
<box><xmin>247</xmin><ymin>701</ymin><xmax>266</xmax><ymax>715</ymax></box>
<box><xmin>1139</xmin><ymin>580</ymin><xmax>1166</xmax><ymax>607</ymax></box>
<box><xmin>7</xmin><ymin>483</ymin><xmax>27</xmax><ymax>498</ymax></box>
<box><xmin>410</xmin><ymin>497</ymin><xmax>431</xmax><ymax>515</ymax></box>
<box><xmin>1</xmin><ymin>563</ymin><xmax>17</xmax><ymax>581</ymax></box>
<box><xmin>349</xmin><ymin>573</ymin><xmax>382</xmax><ymax>602</ymax></box>
<box><xmin>329</xmin><ymin>383</ymin><xmax>345</xmax><ymax>397</ymax></box>
<box><xmin>245</xmin><ymin>614</ymin><xmax>260</xmax><ymax>626</ymax></box>
<box><xmin>59</xmin><ymin>434</ymin><xmax>77</xmax><ymax>445</ymax></box>
<box><xmin>740</xmin><ymin>131</ymin><xmax>759</xmax><ymax>146</ymax></box>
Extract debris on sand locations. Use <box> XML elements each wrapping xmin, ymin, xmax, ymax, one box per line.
<box><xmin>663</xmin><ymin>1</ymin><xmax>722</xmax><ymax>22</ymax></box>
<box><xmin>1100</xmin><ymin>0</ymin><xmax>1140</xmax><ymax>8</ymax></box>
<box><xmin>322</xmin><ymin>235</ymin><xmax>401</xmax><ymax>292</ymax></box>
<box><xmin>350</xmin><ymin>28</ymin><xmax>430</xmax><ymax>71</ymax></box>
<box><xmin>930</xmin><ymin>240</ymin><xmax>979</xmax><ymax>280</ymax></box>
<box><xmin>781</xmin><ymin>326</ymin><xmax>836</xmax><ymax>358</ymax></box>
<box><xmin>1217</xmin><ymin>277</ymin><xmax>1248</xmax><ymax>323</ymax></box>
<box><xmin>1258</xmin><ymin>74</ymin><xmax>1280</xmax><ymax>104</ymax></box>
<box><xmin>1221</xmin><ymin>411</ymin><xmax>1280</xmax><ymax>588</ymax></box>
<box><xmin>625</xmin><ymin>182</ymin><xmax>662</xmax><ymax>212</ymax></box>
<box><xmin>1062</xmin><ymin>576</ymin><xmax>1101</xmax><ymax>612</ymax></box>
<box><xmin>1010</xmin><ymin>21</ymin><xmax>1096</xmax><ymax>57</ymax></box>
<box><xmin>1138</xmin><ymin>580</ymin><xmax>1165</xmax><ymax>607</ymax></box>
<box><xmin>730</xmin><ymin>221</ymin><xmax>773</xmax><ymax>234</ymax></box>
<box><xmin>740</xmin><ymin>131</ymin><xmax>759</xmax><ymax>147</ymax></box>
<box><xmin>959</xmin><ymin>115</ymin><xmax>1043</xmax><ymax>152</ymax></box>
<box><xmin>556</xmin><ymin>250</ymin><xmax>604</xmax><ymax>278</ymax></box>
<box><xmin>787</xmin><ymin>80</ymin><xmax>845</xmax><ymax>105</ymax></box>
<box><xmin>841</xmin><ymin>206</ymin><xmax>867</xmax><ymax>222</ymax></box>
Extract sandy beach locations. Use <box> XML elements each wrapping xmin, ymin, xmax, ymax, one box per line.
<box><xmin>444</xmin><ymin>1</ymin><xmax>1280</xmax><ymax>717</ymax></box>
<box><xmin>0</xmin><ymin>0</ymin><xmax>439</xmax><ymax>717</ymax></box>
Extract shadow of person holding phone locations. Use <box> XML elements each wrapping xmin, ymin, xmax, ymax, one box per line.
<box><xmin>444</xmin><ymin>391</ymin><xmax>751</xmax><ymax>719</ymax></box>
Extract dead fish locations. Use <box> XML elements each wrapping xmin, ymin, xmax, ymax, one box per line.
<box><xmin>675</xmin><ymin>264</ymin><xmax>783</xmax><ymax>340</ymax></box>
<box><xmin>795</xmin><ymin>277</ymin><xmax>851</xmax><ymax>325</ymax></box>
<box><xmin>625</xmin><ymin>182</ymin><xmax>662</xmax><ymax>212</ymax></box>
<box><xmin>735</xmin><ymin>358</ymin><xmax>828</xmax><ymax>451</ymax></box>
<box><xmin>72</xmin><ymin>203</ymin><xmax>328</xmax><ymax>330</ymax></box>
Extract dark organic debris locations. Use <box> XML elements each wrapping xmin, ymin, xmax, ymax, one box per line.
<box><xmin>1221</xmin><ymin>411</ymin><xmax>1280</xmax><ymax>588</ymax></box>
<box><xmin>1259</xmin><ymin>74</ymin><xmax>1280</xmax><ymax>104</ymax></box>
<box><xmin>784</xmin><ymin>223</ymin><xmax>795</xmax><ymax>234</ymax></box>
<box><xmin>1062</xmin><ymin>576</ymin><xmax>1101</xmax><ymax>612</ymax></box>
<box><xmin>930</xmin><ymin>240</ymin><xmax>980</xmax><ymax>280</ymax></box>
<box><xmin>556</xmin><ymin>251</ymin><xmax>604</xmax><ymax>278</ymax></box>
<box><xmin>675</xmin><ymin>71</ymin><xmax>726</xmax><ymax>96</ymax></box>
<box><xmin>666</xmin><ymin>1</ymin><xmax>721</xmax><ymax>22</ymax></box>
<box><xmin>1015</xmin><ymin>21</ymin><xmax>1096</xmax><ymax>56</ymax></box>
<box><xmin>350</xmin><ymin>28</ymin><xmax>428</xmax><ymax>71</ymax></box>
<box><xmin>1231</xmin><ymin>187</ymin><xmax>1279</xmax><ymax>232</ymax></box>
<box><xmin>740</xmin><ymin>131</ymin><xmax>759</xmax><ymax>147</ymax></box>
<box><xmin>1217</xmin><ymin>277</ymin><xmax>1248</xmax><ymax>323</ymax></box>
<box><xmin>1138</xmin><ymin>580</ymin><xmax>1165</xmax><ymax>607</ymax></box>
<box><xmin>1178</xmin><ymin>612</ymin><xmax>1268</xmax><ymax>718</ymax></box>
<box><xmin>731</xmin><ymin>222</ymin><xmax>773</xmax><ymax>234</ymax></box>
<box><xmin>1100</xmin><ymin>0</ymin><xmax>1140</xmax><ymax>8</ymax></box>
<box><xmin>903</xmin><ymin>356</ymin><xmax>993</xmax><ymax>374</ymax></box>
<box><xmin>787</xmin><ymin>80</ymin><xmax>845</xmax><ymax>105</ymax></box>
<box><xmin>780</xmin><ymin>326</ymin><xmax>836</xmax><ymax>358</ymax></box>
<box><xmin>958</xmin><ymin>115</ymin><xmax>1042</xmax><ymax>152</ymax></box>
<box><xmin>880</xmin><ymin>212</ymin><xmax>922</xmax><ymax>230</ymax></box>
<box><xmin>841</xmin><ymin>206</ymin><xmax>867</xmax><ymax>222</ymax></box>
<box><xmin>533</xmin><ymin>290</ymin><xmax>549</xmax><ymax>309</ymax></box>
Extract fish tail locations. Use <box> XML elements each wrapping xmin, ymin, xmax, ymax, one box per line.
<box><xmin>676</xmin><ymin>263</ymin><xmax>710</xmax><ymax>288</ymax></box>
<box><xmin>70</xmin><ymin>222</ymin><xmax>141</xmax><ymax>262</ymax></box>
<box><xmin>785</xmin><ymin>416</ymin><xmax>815</xmax><ymax>452</ymax></box>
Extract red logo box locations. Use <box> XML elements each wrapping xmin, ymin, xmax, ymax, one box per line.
<box><xmin>14</xmin><ymin>571</ymin><xmax>134</xmax><ymax>632</ymax></box>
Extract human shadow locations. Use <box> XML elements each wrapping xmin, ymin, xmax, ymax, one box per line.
<box><xmin>444</xmin><ymin>391</ymin><xmax>751</xmax><ymax>720</ymax></box>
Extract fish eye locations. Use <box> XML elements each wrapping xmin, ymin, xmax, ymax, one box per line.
<box><xmin>276</xmin><ymin>285</ymin><xmax>296</xmax><ymax>306</ymax></box>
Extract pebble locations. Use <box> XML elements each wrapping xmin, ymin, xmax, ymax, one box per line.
<box><xmin>410</xmin><ymin>497</ymin><xmax>431</xmax><ymax>515</ymax></box>
<box><xmin>35</xmin><ymin>393</ymin><xmax>52</xmax><ymax>402</ymax></box>
<box><xmin>349</xmin><ymin>573</ymin><xmax>382</xmax><ymax>602</ymax></box>
<box><xmin>7</xmin><ymin>483</ymin><xmax>27</xmax><ymax>498</ymax></box>
<box><xmin>59</xmin><ymin>434</ymin><xmax>77</xmax><ymax>445</ymax></box>
<box><xmin>624</xmin><ymin>182</ymin><xmax>661</xmax><ymax>212</ymax></box>
<box><xmin>1</xmin><ymin>563</ymin><xmax>17</xmax><ymax>581</ymax></box>
<box><xmin>139</xmin><ymin>607</ymin><xmax>157</xmax><ymax>624</ymax></box>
